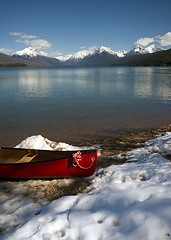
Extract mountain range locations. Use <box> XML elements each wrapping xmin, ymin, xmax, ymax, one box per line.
<box><xmin>0</xmin><ymin>44</ymin><xmax>170</xmax><ymax>67</ymax></box>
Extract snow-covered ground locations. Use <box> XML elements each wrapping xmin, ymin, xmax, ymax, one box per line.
<box><xmin>0</xmin><ymin>133</ymin><xmax>171</xmax><ymax>240</ymax></box>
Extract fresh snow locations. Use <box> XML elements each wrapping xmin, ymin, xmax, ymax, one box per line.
<box><xmin>56</xmin><ymin>46</ymin><xmax>128</xmax><ymax>63</ymax></box>
<box><xmin>144</xmin><ymin>44</ymin><xmax>164</xmax><ymax>54</ymax></box>
<box><xmin>57</xmin><ymin>48</ymin><xmax>95</xmax><ymax>63</ymax></box>
<box><xmin>129</xmin><ymin>45</ymin><xmax>148</xmax><ymax>54</ymax></box>
<box><xmin>129</xmin><ymin>44</ymin><xmax>164</xmax><ymax>55</ymax></box>
<box><xmin>56</xmin><ymin>54</ymin><xmax>73</xmax><ymax>62</ymax></box>
<box><xmin>12</xmin><ymin>44</ymin><xmax>164</xmax><ymax>63</ymax></box>
<box><xmin>93</xmin><ymin>46</ymin><xmax>127</xmax><ymax>57</ymax></box>
<box><xmin>95</xmin><ymin>46</ymin><xmax>117</xmax><ymax>55</ymax></box>
<box><xmin>56</xmin><ymin>43</ymin><xmax>164</xmax><ymax>63</ymax></box>
<box><xmin>15</xmin><ymin>135</ymin><xmax>99</xmax><ymax>152</ymax></box>
<box><xmin>12</xmin><ymin>47</ymin><xmax>48</xmax><ymax>57</ymax></box>
<box><xmin>115</xmin><ymin>50</ymin><xmax>127</xmax><ymax>57</ymax></box>
<box><xmin>69</xmin><ymin>49</ymin><xmax>94</xmax><ymax>60</ymax></box>
<box><xmin>0</xmin><ymin>133</ymin><xmax>171</xmax><ymax>240</ymax></box>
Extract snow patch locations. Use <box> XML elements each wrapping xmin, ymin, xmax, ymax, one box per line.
<box><xmin>12</xmin><ymin>47</ymin><xmax>47</xmax><ymax>57</ymax></box>
<box><xmin>0</xmin><ymin>133</ymin><xmax>171</xmax><ymax>240</ymax></box>
<box><xmin>15</xmin><ymin>135</ymin><xmax>53</xmax><ymax>150</ymax></box>
<box><xmin>15</xmin><ymin>135</ymin><xmax>100</xmax><ymax>153</ymax></box>
<box><xmin>129</xmin><ymin>44</ymin><xmax>164</xmax><ymax>55</ymax></box>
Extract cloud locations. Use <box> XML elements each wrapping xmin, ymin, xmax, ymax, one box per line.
<box><xmin>15</xmin><ymin>39</ymin><xmax>30</xmax><ymax>44</ymax></box>
<box><xmin>21</xmin><ymin>34</ymin><xmax>38</xmax><ymax>39</ymax></box>
<box><xmin>29</xmin><ymin>39</ymin><xmax>52</xmax><ymax>50</ymax></box>
<box><xmin>157</xmin><ymin>32</ymin><xmax>171</xmax><ymax>46</ymax></box>
<box><xmin>134</xmin><ymin>32</ymin><xmax>171</xmax><ymax>48</ymax></box>
<box><xmin>0</xmin><ymin>48</ymin><xmax>12</xmax><ymax>53</ymax></box>
<box><xmin>80</xmin><ymin>46</ymin><xmax>88</xmax><ymax>49</ymax></box>
<box><xmin>10</xmin><ymin>31</ymin><xmax>52</xmax><ymax>50</ymax></box>
<box><xmin>9</xmin><ymin>32</ymin><xmax>22</xmax><ymax>36</ymax></box>
<box><xmin>135</xmin><ymin>37</ymin><xmax>154</xmax><ymax>46</ymax></box>
<box><xmin>10</xmin><ymin>32</ymin><xmax>38</xmax><ymax>38</ymax></box>
<box><xmin>16</xmin><ymin>39</ymin><xmax>52</xmax><ymax>50</ymax></box>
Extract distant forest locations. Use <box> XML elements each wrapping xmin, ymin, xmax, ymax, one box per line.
<box><xmin>113</xmin><ymin>49</ymin><xmax>171</xmax><ymax>66</ymax></box>
<box><xmin>0</xmin><ymin>63</ymin><xmax>28</xmax><ymax>67</ymax></box>
<box><xmin>0</xmin><ymin>48</ymin><xmax>171</xmax><ymax>67</ymax></box>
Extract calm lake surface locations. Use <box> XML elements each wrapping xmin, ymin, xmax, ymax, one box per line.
<box><xmin>0</xmin><ymin>66</ymin><xmax>171</xmax><ymax>146</ymax></box>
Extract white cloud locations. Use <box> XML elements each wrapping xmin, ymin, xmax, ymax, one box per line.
<box><xmin>9</xmin><ymin>32</ymin><xmax>22</xmax><ymax>36</ymax></box>
<box><xmin>21</xmin><ymin>34</ymin><xmax>38</xmax><ymax>39</ymax></box>
<box><xmin>135</xmin><ymin>37</ymin><xmax>154</xmax><ymax>46</ymax></box>
<box><xmin>15</xmin><ymin>39</ymin><xmax>30</xmax><ymax>45</ymax></box>
<box><xmin>10</xmin><ymin>31</ymin><xmax>52</xmax><ymax>50</ymax></box>
<box><xmin>11</xmin><ymin>32</ymin><xmax>52</xmax><ymax>50</ymax></box>
<box><xmin>80</xmin><ymin>46</ymin><xmax>88</xmax><ymax>49</ymax></box>
<box><xmin>29</xmin><ymin>39</ymin><xmax>52</xmax><ymax>50</ymax></box>
<box><xmin>0</xmin><ymin>48</ymin><xmax>12</xmax><ymax>53</ymax></box>
<box><xmin>10</xmin><ymin>32</ymin><xmax>38</xmax><ymax>39</ymax></box>
<box><xmin>134</xmin><ymin>32</ymin><xmax>171</xmax><ymax>48</ymax></box>
<box><xmin>158</xmin><ymin>32</ymin><xmax>171</xmax><ymax>46</ymax></box>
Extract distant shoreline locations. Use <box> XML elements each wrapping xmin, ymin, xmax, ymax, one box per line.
<box><xmin>0</xmin><ymin>48</ymin><xmax>171</xmax><ymax>67</ymax></box>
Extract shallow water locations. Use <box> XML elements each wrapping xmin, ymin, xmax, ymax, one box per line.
<box><xmin>0</xmin><ymin>66</ymin><xmax>171</xmax><ymax>146</ymax></box>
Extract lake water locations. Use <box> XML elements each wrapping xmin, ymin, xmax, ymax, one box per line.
<box><xmin>0</xmin><ymin>66</ymin><xmax>171</xmax><ymax>146</ymax></box>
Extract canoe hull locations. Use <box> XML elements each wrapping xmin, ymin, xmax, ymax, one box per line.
<box><xmin>0</xmin><ymin>148</ymin><xmax>97</xmax><ymax>179</ymax></box>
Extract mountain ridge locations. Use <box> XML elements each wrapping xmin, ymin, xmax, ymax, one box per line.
<box><xmin>12</xmin><ymin>47</ymin><xmax>48</xmax><ymax>58</ymax></box>
<box><xmin>113</xmin><ymin>48</ymin><xmax>171</xmax><ymax>66</ymax></box>
<box><xmin>0</xmin><ymin>44</ymin><xmax>170</xmax><ymax>67</ymax></box>
<box><xmin>11</xmin><ymin>47</ymin><xmax>62</xmax><ymax>67</ymax></box>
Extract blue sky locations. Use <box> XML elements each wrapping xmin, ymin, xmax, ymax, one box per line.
<box><xmin>1</xmin><ymin>0</ymin><xmax>171</xmax><ymax>57</ymax></box>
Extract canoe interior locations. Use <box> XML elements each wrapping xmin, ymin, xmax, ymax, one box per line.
<box><xmin>0</xmin><ymin>147</ymin><xmax>92</xmax><ymax>164</ymax></box>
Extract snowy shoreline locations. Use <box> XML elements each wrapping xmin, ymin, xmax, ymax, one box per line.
<box><xmin>0</xmin><ymin>132</ymin><xmax>171</xmax><ymax>240</ymax></box>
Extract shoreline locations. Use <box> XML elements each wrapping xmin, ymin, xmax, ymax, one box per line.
<box><xmin>1</xmin><ymin>121</ymin><xmax>171</xmax><ymax>148</ymax></box>
<box><xmin>78</xmin><ymin>123</ymin><xmax>171</xmax><ymax>166</ymax></box>
<box><xmin>1</xmin><ymin>127</ymin><xmax>170</xmax><ymax>236</ymax></box>
<box><xmin>0</xmin><ymin>124</ymin><xmax>170</xmax><ymax>204</ymax></box>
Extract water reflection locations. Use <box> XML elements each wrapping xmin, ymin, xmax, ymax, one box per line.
<box><xmin>0</xmin><ymin>66</ymin><xmax>171</xmax><ymax>147</ymax></box>
<box><xmin>14</xmin><ymin>67</ymin><xmax>171</xmax><ymax>101</ymax></box>
<box><xmin>157</xmin><ymin>80</ymin><xmax>171</xmax><ymax>101</ymax></box>
<box><xmin>133</xmin><ymin>71</ymin><xmax>153</xmax><ymax>98</ymax></box>
<box><xmin>17</xmin><ymin>69</ymin><xmax>52</xmax><ymax>98</ymax></box>
<box><xmin>133</xmin><ymin>67</ymin><xmax>171</xmax><ymax>101</ymax></box>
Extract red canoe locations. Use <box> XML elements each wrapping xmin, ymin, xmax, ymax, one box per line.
<box><xmin>0</xmin><ymin>147</ymin><xmax>97</xmax><ymax>179</ymax></box>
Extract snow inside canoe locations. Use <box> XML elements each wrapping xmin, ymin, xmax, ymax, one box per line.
<box><xmin>0</xmin><ymin>148</ymin><xmax>97</xmax><ymax>179</ymax></box>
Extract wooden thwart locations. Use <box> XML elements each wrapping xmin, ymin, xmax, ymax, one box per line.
<box><xmin>17</xmin><ymin>151</ymin><xmax>38</xmax><ymax>163</ymax></box>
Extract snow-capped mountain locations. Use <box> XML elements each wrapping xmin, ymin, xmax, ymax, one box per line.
<box><xmin>56</xmin><ymin>44</ymin><xmax>165</xmax><ymax>66</ymax></box>
<box><xmin>57</xmin><ymin>48</ymin><xmax>95</xmax><ymax>64</ymax></box>
<box><xmin>56</xmin><ymin>54</ymin><xmax>72</xmax><ymax>62</ymax></box>
<box><xmin>94</xmin><ymin>46</ymin><xmax>116</xmax><ymax>55</ymax></box>
<box><xmin>70</xmin><ymin>49</ymin><xmax>93</xmax><ymax>60</ymax></box>
<box><xmin>144</xmin><ymin>44</ymin><xmax>164</xmax><ymax>54</ymax></box>
<box><xmin>8</xmin><ymin>44</ymin><xmax>167</xmax><ymax>67</ymax></box>
<box><xmin>11</xmin><ymin>47</ymin><xmax>61</xmax><ymax>67</ymax></box>
<box><xmin>94</xmin><ymin>46</ymin><xmax>128</xmax><ymax>58</ymax></box>
<box><xmin>128</xmin><ymin>45</ymin><xmax>148</xmax><ymax>55</ymax></box>
<box><xmin>116</xmin><ymin>50</ymin><xmax>128</xmax><ymax>57</ymax></box>
<box><xmin>56</xmin><ymin>46</ymin><xmax>127</xmax><ymax>65</ymax></box>
<box><xmin>12</xmin><ymin>47</ymin><xmax>48</xmax><ymax>59</ymax></box>
<box><xmin>128</xmin><ymin>44</ymin><xmax>164</xmax><ymax>55</ymax></box>
<box><xmin>74</xmin><ymin>46</ymin><xmax>120</xmax><ymax>66</ymax></box>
